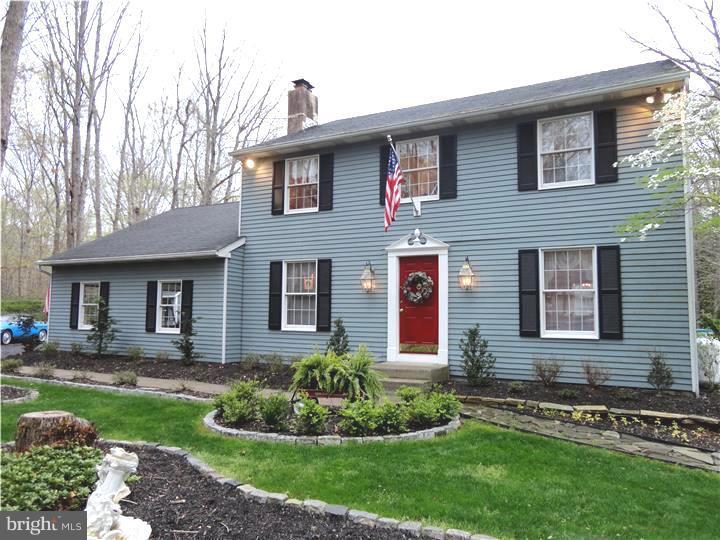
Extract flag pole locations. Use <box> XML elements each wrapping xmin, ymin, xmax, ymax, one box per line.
<box><xmin>386</xmin><ymin>135</ymin><xmax>420</xmax><ymax>217</ymax></box>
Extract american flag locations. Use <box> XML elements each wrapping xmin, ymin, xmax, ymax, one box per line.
<box><xmin>384</xmin><ymin>146</ymin><xmax>404</xmax><ymax>231</ymax></box>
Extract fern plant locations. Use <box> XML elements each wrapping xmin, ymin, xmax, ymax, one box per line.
<box><xmin>290</xmin><ymin>350</ymin><xmax>344</xmax><ymax>393</ymax></box>
<box><xmin>331</xmin><ymin>345</ymin><xmax>385</xmax><ymax>402</ymax></box>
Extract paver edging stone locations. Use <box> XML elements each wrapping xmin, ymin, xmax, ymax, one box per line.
<box><xmin>0</xmin><ymin>385</ymin><xmax>39</xmax><ymax>404</ymax></box>
<box><xmin>203</xmin><ymin>409</ymin><xmax>460</xmax><ymax>445</ymax></box>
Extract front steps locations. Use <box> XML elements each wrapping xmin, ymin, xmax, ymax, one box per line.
<box><xmin>373</xmin><ymin>362</ymin><xmax>449</xmax><ymax>391</ymax></box>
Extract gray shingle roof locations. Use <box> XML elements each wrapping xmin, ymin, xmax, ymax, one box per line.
<box><xmin>234</xmin><ymin>60</ymin><xmax>685</xmax><ymax>157</ymax></box>
<box><xmin>40</xmin><ymin>202</ymin><xmax>240</xmax><ymax>265</ymax></box>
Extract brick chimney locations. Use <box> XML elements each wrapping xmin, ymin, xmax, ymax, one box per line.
<box><xmin>287</xmin><ymin>79</ymin><xmax>318</xmax><ymax>134</ymax></box>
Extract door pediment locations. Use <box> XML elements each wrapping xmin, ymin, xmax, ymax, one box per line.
<box><xmin>385</xmin><ymin>229</ymin><xmax>449</xmax><ymax>254</ymax></box>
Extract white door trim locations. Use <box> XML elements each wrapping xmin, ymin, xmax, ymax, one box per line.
<box><xmin>386</xmin><ymin>230</ymin><xmax>449</xmax><ymax>365</ymax></box>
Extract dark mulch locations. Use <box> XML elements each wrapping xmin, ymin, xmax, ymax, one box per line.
<box><xmin>113</xmin><ymin>444</ymin><xmax>412</xmax><ymax>539</ymax></box>
<box><xmin>445</xmin><ymin>379</ymin><xmax>720</xmax><ymax>418</ymax></box>
<box><xmin>19</xmin><ymin>351</ymin><xmax>293</xmax><ymax>389</ymax></box>
<box><xmin>0</xmin><ymin>385</ymin><xmax>31</xmax><ymax>401</ymax></box>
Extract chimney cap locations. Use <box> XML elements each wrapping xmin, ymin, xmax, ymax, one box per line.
<box><xmin>292</xmin><ymin>78</ymin><xmax>314</xmax><ymax>91</ymax></box>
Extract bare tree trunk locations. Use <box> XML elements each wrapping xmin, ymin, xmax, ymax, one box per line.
<box><xmin>0</xmin><ymin>0</ymin><xmax>28</xmax><ymax>171</ymax></box>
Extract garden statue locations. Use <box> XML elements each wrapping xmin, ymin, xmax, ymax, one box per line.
<box><xmin>86</xmin><ymin>447</ymin><xmax>151</xmax><ymax>540</ymax></box>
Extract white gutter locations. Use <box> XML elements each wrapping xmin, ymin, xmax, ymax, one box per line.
<box><xmin>36</xmin><ymin>238</ymin><xmax>246</xmax><ymax>267</ymax></box>
<box><xmin>231</xmin><ymin>71</ymin><xmax>688</xmax><ymax>159</ymax></box>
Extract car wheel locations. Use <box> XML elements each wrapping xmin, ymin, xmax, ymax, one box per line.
<box><xmin>38</xmin><ymin>329</ymin><xmax>48</xmax><ymax>342</ymax></box>
<box><xmin>1</xmin><ymin>330</ymin><xmax>12</xmax><ymax>346</ymax></box>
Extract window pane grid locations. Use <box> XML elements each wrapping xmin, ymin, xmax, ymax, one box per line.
<box><xmin>285</xmin><ymin>261</ymin><xmax>317</xmax><ymax>328</ymax></box>
<box><xmin>543</xmin><ymin>248</ymin><xmax>595</xmax><ymax>334</ymax></box>
<box><xmin>286</xmin><ymin>156</ymin><xmax>319</xmax><ymax>211</ymax></box>
<box><xmin>539</xmin><ymin>114</ymin><xmax>593</xmax><ymax>186</ymax></box>
<box><xmin>81</xmin><ymin>283</ymin><xmax>100</xmax><ymax>327</ymax></box>
<box><xmin>159</xmin><ymin>281</ymin><xmax>182</xmax><ymax>330</ymax></box>
<box><xmin>397</xmin><ymin>137</ymin><xmax>438</xmax><ymax>199</ymax></box>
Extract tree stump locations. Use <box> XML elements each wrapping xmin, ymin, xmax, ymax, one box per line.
<box><xmin>15</xmin><ymin>410</ymin><xmax>94</xmax><ymax>452</ymax></box>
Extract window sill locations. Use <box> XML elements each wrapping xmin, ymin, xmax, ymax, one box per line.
<box><xmin>540</xmin><ymin>332</ymin><xmax>599</xmax><ymax>340</ymax></box>
<box><xmin>400</xmin><ymin>195</ymin><xmax>438</xmax><ymax>204</ymax></box>
<box><xmin>538</xmin><ymin>180</ymin><xmax>594</xmax><ymax>191</ymax></box>
<box><xmin>77</xmin><ymin>326</ymin><xmax>92</xmax><ymax>331</ymax></box>
<box><xmin>156</xmin><ymin>328</ymin><xmax>181</xmax><ymax>335</ymax></box>
<box><xmin>281</xmin><ymin>325</ymin><xmax>316</xmax><ymax>333</ymax></box>
<box><xmin>284</xmin><ymin>207</ymin><xmax>319</xmax><ymax>215</ymax></box>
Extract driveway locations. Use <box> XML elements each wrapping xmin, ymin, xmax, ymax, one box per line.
<box><xmin>1</xmin><ymin>343</ymin><xmax>23</xmax><ymax>359</ymax></box>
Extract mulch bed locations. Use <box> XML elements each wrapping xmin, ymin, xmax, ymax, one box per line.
<box><xmin>0</xmin><ymin>385</ymin><xmax>31</xmax><ymax>402</ymax></box>
<box><xmin>18</xmin><ymin>351</ymin><xmax>293</xmax><ymax>389</ymax></box>
<box><xmin>445</xmin><ymin>379</ymin><xmax>720</xmax><ymax>418</ymax></box>
<box><xmin>111</xmin><ymin>443</ymin><xmax>412</xmax><ymax>539</ymax></box>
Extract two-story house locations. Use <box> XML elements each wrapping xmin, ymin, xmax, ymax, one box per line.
<box><xmin>38</xmin><ymin>60</ymin><xmax>699</xmax><ymax>392</ymax></box>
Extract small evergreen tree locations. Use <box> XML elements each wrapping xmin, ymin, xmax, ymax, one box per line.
<box><xmin>172</xmin><ymin>318</ymin><xmax>202</xmax><ymax>365</ymax></box>
<box><xmin>459</xmin><ymin>324</ymin><xmax>495</xmax><ymax>386</ymax></box>
<box><xmin>326</xmin><ymin>318</ymin><xmax>350</xmax><ymax>356</ymax></box>
<box><xmin>647</xmin><ymin>349</ymin><xmax>674</xmax><ymax>393</ymax></box>
<box><xmin>86</xmin><ymin>299</ymin><xmax>117</xmax><ymax>357</ymax></box>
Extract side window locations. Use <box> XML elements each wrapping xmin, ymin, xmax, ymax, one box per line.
<box><xmin>396</xmin><ymin>136</ymin><xmax>439</xmax><ymax>202</ymax></box>
<box><xmin>538</xmin><ymin>112</ymin><xmax>594</xmax><ymax>189</ymax></box>
<box><xmin>157</xmin><ymin>280</ymin><xmax>182</xmax><ymax>333</ymax></box>
<box><xmin>285</xmin><ymin>155</ymin><xmax>319</xmax><ymax>213</ymax></box>
<box><xmin>282</xmin><ymin>260</ymin><xmax>317</xmax><ymax>331</ymax></box>
<box><xmin>79</xmin><ymin>282</ymin><xmax>100</xmax><ymax>330</ymax></box>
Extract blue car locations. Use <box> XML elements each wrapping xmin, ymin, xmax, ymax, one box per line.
<box><xmin>1</xmin><ymin>314</ymin><xmax>48</xmax><ymax>346</ymax></box>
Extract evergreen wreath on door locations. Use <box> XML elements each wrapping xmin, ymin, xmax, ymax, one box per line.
<box><xmin>402</xmin><ymin>271</ymin><xmax>434</xmax><ymax>304</ymax></box>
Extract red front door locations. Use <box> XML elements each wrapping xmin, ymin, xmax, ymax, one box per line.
<box><xmin>399</xmin><ymin>255</ymin><xmax>439</xmax><ymax>354</ymax></box>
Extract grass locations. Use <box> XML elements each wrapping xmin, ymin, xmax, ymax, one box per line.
<box><xmin>0</xmin><ymin>297</ymin><xmax>45</xmax><ymax>320</ymax></box>
<box><xmin>2</xmin><ymin>380</ymin><xmax>719</xmax><ymax>539</ymax></box>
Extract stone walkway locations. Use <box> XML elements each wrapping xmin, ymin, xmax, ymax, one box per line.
<box><xmin>463</xmin><ymin>404</ymin><xmax>720</xmax><ymax>472</ymax></box>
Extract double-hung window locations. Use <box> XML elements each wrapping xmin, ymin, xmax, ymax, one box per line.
<box><xmin>79</xmin><ymin>282</ymin><xmax>100</xmax><ymax>330</ymax></box>
<box><xmin>282</xmin><ymin>260</ymin><xmax>317</xmax><ymax>331</ymax></box>
<box><xmin>538</xmin><ymin>112</ymin><xmax>594</xmax><ymax>189</ymax></box>
<box><xmin>396</xmin><ymin>136</ymin><xmax>439</xmax><ymax>202</ymax></box>
<box><xmin>285</xmin><ymin>155</ymin><xmax>319</xmax><ymax>213</ymax></box>
<box><xmin>540</xmin><ymin>247</ymin><xmax>598</xmax><ymax>338</ymax></box>
<box><xmin>157</xmin><ymin>281</ymin><xmax>182</xmax><ymax>333</ymax></box>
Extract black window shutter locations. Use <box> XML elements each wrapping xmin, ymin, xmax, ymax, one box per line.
<box><xmin>268</xmin><ymin>261</ymin><xmax>282</xmax><ymax>330</ymax></box>
<box><xmin>316</xmin><ymin>259</ymin><xmax>332</xmax><ymax>331</ymax></box>
<box><xmin>272</xmin><ymin>160</ymin><xmax>285</xmax><ymax>215</ymax></box>
<box><xmin>145</xmin><ymin>281</ymin><xmax>157</xmax><ymax>333</ymax></box>
<box><xmin>379</xmin><ymin>144</ymin><xmax>390</xmax><ymax>206</ymax></box>
<box><xmin>69</xmin><ymin>282</ymin><xmax>80</xmax><ymax>329</ymax></box>
<box><xmin>594</xmin><ymin>109</ymin><xmax>618</xmax><ymax>184</ymax></box>
<box><xmin>439</xmin><ymin>134</ymin><xmax>457</xmax><ymax>199</ymax></box>
<box><xmin>598</xmin><ymin>245</ymin><xmax>623</xmax><ymax>339</ymax></box>
<box><xmin>318</xmin><ymin>153</ymin><xmax>334</xmax><ymax>211</ymax></box>
<box><xmin>518</xmin><ymin>250</ymin><xmax>540</xmax><ymax>337</ymax></box>
<box><xmin>180</xmin><ymin>280</ymin><xmax>194</xmax><ymax>334</ymax></box>
<box><xmin>99</xmin><ymin>282</ymin><xmax>110</xmax><ymax>324</ymax></box>
<box><xmin>517</xmin><ymin>122</ymin><xmax>538</xmax><ymax>191</ymax></box>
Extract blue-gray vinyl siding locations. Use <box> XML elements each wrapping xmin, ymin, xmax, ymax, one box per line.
<box><xmin>239</xmin><ymin>97</ymin><xmax>694</xmax><ymax>390</ymax></box>
<box><xmin>48</xmin><ymin>259</ymin><xmax>227</xmax><ymax>361</ymax></box>
<box><xmin>225</xmin><ymin>248</ymin><xmax>244</xmax><ymax>361</ymax></box>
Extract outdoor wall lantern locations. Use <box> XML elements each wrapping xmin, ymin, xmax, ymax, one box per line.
<box><xmin>645</xmin><ymin>87</ymin><xmax>672</xmax><ymax>105</ymax></box>
<box><xmin>244</xmin><ymin>159</ymin><xmax>255</xmax><ymax>169</ymax></box>
<box><xmin>360</xmin><ymin>261</ymin><xmax>377</xmax><ymax>293</ymax></box>
<box><xmin>458</xmin><ymin>256</ymin><xmax>475</xmax><ymax>290</ymax></box>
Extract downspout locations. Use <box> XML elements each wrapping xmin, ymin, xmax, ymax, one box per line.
<box><xmin>37</xmin><ymin>264</ymin><xmax>52</xmax><ymax>342</ymax></box>
<box><xmin>221</xmin><ymin>258</ymin><xmax>228</xmax><ymax>364</ymax></box>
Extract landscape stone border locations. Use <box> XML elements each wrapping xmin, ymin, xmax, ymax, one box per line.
<box><xmin>2</xmin><ymin>374</ymin><xmax>211</xmax><ymax>402</ymax></box>
<box><xmin>95</xmin><ymin>438</ymin><xmax>497</xmax><ymax>540</ymax></box>
<box><xmin>1</xmin><ymin>385</ymin><xmax>39</xmax><ymax>404</ymax></box>
<box><xmin>204</xmin><ymin>409</ymin><xmax>461</xmax><ymax>445</ymax></box>
<box><xmin>457</xmin><ymin>395</ymin><xmax>720</xmax><ymax>428</ymax></box>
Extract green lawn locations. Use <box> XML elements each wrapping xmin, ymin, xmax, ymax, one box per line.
<box><xmin>2</xmin><ymin>380</ymin><xmax>718</xmax><ymax>539</ymax></box>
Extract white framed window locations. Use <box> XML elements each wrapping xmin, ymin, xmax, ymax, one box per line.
<box><xmin>285</xmin><ymin>155</ymin><xmax>319</xmax><ymax>214</ymax></box>
<box><xmin>396</xmin><ymin>136</ymin><xmax>439</xmax><ymax>203</ymax></box>
<box><xmin>281</xmin><ymin>260</ymin><xmax>317</xmax><ymax>331</ymax></box>
<box><xmin>79</xmin><ymin>282</ymin><xmax>100</xmax><ymax>330</ymax></box>
<box><xmin>537</xmin><ymin>112</ymin><xmax>594</xmax><ymax>189</ymax></box>
<box><xmin>540</xmin><ymin>247</ymin><xmax>598</xmax><ymax>339</ymax></box>
<box><xmin>157</xmin><ymin>280</ymin><xmax>182</xmax><ymax>333</ymax></box>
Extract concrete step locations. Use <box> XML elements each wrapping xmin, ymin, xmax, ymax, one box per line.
<box><xmin>373</xmin><ymin>362</ymin><xmax>449</xmax><ymax>383</ymax></box>
<box><xmin>381</xmin><ymin>377</ymin><xmax>432</xmax><ymax>391</ymax></box>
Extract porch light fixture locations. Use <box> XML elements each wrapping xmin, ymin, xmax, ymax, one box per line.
<box><xmin>360</xmin><ymin>261</ymin><xmax>377</xmax><ymax>293</ymax></box>
<box><xmin>645</xmin><ymin>87</ymin><xmax>671</xmax><ymax>105</ymax></box>
<box><xmin>244</xmin><ymin>159</ymin><xmax>255</xmax><ymax>169</ymax></box>
<box><xmin>458</xmin><ymin>256</ymin><xmax>475</xmax><ymax>290</ymax></box>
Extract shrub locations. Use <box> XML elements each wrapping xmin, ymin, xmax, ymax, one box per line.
<box><xmin>396</xmin><ymin>385</ymin><xmax>421</xmax><ymax>404</ymax></box>
<box><xmin>507</xmin><ymin>381</ymin><xmax>526</xmax><ymax>395</ymax></box>
<box><xmin>406</xmin><ymin>396</ymin><xmax>441</xmax><ymax>428</ymax></box>
<box><xmin>0</xmin><ymin>445</ymin><xmax>102</xmax><ymax>511</ymax></box>
<box><xmin>264</xmin><ymin>353</ymin><xmax>285</xmax><ymax>376</ymax></box>
<box><xmin>243</xmin><ymin>353</ymin><xmax>261</xmax><ymax>371</ymax></box>
<box><xmin>428</xmin><ymin>391</ymin><xmax>461</xmax><ymax>423</ymax></box>
<box><xmin>112</xmin><ymin>370</ymin><xmax>137</xmax><ymax>386</ymax></box>
<box><xmin>581</xmin><ymin>362</ymin><xmax>611</xmax><ymax>389</ymax></box>
<box><xmin>290</xmin><ymin>351</ymin><xmax>343</xmax><ymax>393</ymax></box>
<box><xmin>172</xmin><ymin>318</ymin><xmax>202</xmax><ymax>365</ymax></box>
<box><xmin>86</xmin><ymin>298</ymin><xmax>118</xmax><ymax>357</ymax></box>
<box><xmin>533</xmin><ymin>358</ymin><xmax>563</xmax><ymax>387</ymax></box>
<box><xmin>375</xmin><ymin>401</ymin><xmax>409</xmax><ymax>434</ymax></box>
<box><xmin>70</xmin><ymin>342</ymin><xmax>83</xmax><ymax>355</ymax></box>
<box><xmin>331</xmin><ymin>345</ymin><xmax>384</xmax><ymax>402</ymax></box>
<box><xmin>459</xmin><ymin>324</ymin><xmax>496</xmax><ymax>386</ymax></box>
<box><xmin>33</xmin><ymin>362</ymin><xmax>55</xmax><ymax>378</ymax></box>
<box><xmin>126</xmin><ymin>346</ymin><xmax>144</xmax><ymax>362</ymax></box>
<box><xmin>213</xmin><ymin>380</ymin><xmax>261</xmax><ymax>425</ymax></box>
<box><xmin>295</xmin><ymin>397</ymin><xmax>329</xmax><ymax>435</ymax></box>
<box><xmin>155</xmin><ymin>350</ymin><xmax>170</xmax><ymax>361</ymax></box>
<box><xmin>614</xmin><ymin>387</ymin><xmax>639</xmax><ymax>401</ymax></box>
<box><xmin>259</xmin><ymin>394</ymin><xmax>290</xmax><ymax>430</ymax></box>
<box><xmin>0</xmin><ymin>358</ymin><xmax>22</xmax><ymax>373</ymax></box>
<box><xmin>338</xmin><ymin>399</ymin><xmax>378</xmax><ymax>436</ymax></box>
<box><xmin>558</xmin><ymin>388</ymin><xmax>578</xmax><ymax>400</ymax></box>
<box><xmin>326</xmin><ymin>318</ymin><xmax>350</xmax><ymax>356</ymax></box>
<box><xmin>647</xmin><ymin>350</ymin><xmax>674</xmax><ymax>392</ymax></box>
<box><xmin>699</xmin><ymin>312</ymin><xmax>720</xmax><ymax>337</ymax></box>
<box><xmin>42</xmin><ymin>341</ymin><xmax>59</xmax><ymax>357</ymax></box>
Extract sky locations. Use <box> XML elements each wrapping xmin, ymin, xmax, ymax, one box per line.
<box><xmin>124</xmin><ymin>0</ymin><xmax>708</xmax><ymax>128</ymax></box>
